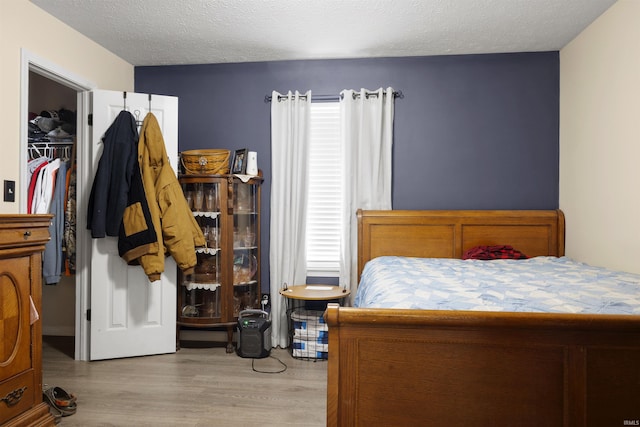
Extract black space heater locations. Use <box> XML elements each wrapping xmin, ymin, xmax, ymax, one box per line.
<box><xmin>237</xmin><ymin>309</ymin><xmax>271</xmax><ymax>359</ymax></box>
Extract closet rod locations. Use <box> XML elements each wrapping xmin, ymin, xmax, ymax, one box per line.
<box><xmin>264</xmin><ymin>90</ymin><xmax>403</xmax><ymax>103</ymax></box>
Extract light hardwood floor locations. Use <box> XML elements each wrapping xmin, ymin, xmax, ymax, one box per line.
<box><xmin>42</xmin><ymin>337</ymin><xmax>327</xmax><ymax>426</ymax></box>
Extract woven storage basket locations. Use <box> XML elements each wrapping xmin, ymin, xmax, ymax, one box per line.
<box><xmin>181</xmin><ymin>149</ymin><xmax>230</xmax><ymax>175</ymax></box>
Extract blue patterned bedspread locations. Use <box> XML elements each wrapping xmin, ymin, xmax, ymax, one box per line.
<box><xmin>354</xmin><ymin>256</ymin><xmax>640</xmax><ymax>314</ymax></box>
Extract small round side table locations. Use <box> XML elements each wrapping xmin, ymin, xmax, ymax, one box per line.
<box><xmin>279</xmin><ymin>285</ymin><xmax>350</xmax><ymax>360</ymax></box>
<box><xmin>279</xmin><ymin>284</ymin><xmax>350</xmax><ymax>301</ymax></box>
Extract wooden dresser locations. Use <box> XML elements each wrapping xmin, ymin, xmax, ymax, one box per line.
<box><xmin>0</xmin><ymin>215</ymin><xmax>55</xmax><ymax>427</ymax></box>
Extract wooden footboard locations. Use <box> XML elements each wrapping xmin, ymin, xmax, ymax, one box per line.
<box><xmin>325</xmin><ymin>304</ymin><xmax>640</xmax><ymax>427</ymax></box>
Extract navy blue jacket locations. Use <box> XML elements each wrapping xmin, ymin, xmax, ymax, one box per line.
<box><xmin>87</xmin><ymin>110</ymin><xmax>142</xmax><ymax>237</ymax></box>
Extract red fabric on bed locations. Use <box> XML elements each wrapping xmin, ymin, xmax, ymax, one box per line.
<box><xmin>462</xmin><ymin>245</ymin><xmax>529</xmax><ymax>260</ymax></box>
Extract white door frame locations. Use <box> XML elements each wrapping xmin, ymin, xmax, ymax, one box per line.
<box><xmin>20</xmin><ymin>49</ymin><xmax>97</xmax><ymax>361</ymax></box>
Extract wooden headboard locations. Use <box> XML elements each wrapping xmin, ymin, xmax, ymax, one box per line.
<box><xmin>357</xmin><ymin>209</ymin><xmax>565</xmax><ymax>281</ymax></box>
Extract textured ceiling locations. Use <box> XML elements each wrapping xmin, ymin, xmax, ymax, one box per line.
<box><xmin>30</xmin><ymin>0</ymin><xmax>617</xmax><ymax>66</ymax></box>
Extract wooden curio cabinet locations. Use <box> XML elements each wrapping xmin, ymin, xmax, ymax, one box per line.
<box><xmin>177</xmin><ymin>172</ymin><xmax>263</xmax><ymax>352</ymax></box>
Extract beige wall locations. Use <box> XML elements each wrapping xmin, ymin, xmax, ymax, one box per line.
<box><xmin>0</xmin><ymin>0</ymin><xmax>134</xmax><ymax>214</ymax></box>
<box><xmin>560</xmin><ymin>0</ymin><xmax>640</xmax><ymax>274</ymax></box>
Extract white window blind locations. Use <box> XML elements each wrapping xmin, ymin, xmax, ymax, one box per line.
<box><xmin>306</xmin><ymin>102</ymin><xmax>342</xmax><ymax>276</ymax></box>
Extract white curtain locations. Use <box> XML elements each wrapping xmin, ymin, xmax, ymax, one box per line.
<box><xmin>339</xmin><ymin>87</ymin><xmax>395</xmax><ymax>300</ymax></box>
<box><xmin>269</xmin><ymin>90</ymin><xmax>312</xmax><ymax>348</ymax></box>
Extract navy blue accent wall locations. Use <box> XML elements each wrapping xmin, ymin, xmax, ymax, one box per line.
<box><xmin>135</xmin><ymin>52</ymin><xmax>559</xmax><ymax>291</ymax></box>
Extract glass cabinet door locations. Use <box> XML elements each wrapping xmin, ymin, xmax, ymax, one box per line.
<box><xmin>232</xmin><ymin>181</ymin><xmax>260</xmax><ymax>316</ymax></box>
<box><xmin>179</xmin><ymin>180</ymin><xmax>222</xmax><ymax>320</ymax></box>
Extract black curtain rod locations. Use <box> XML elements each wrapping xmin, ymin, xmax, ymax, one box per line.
<box><xmin>264</xmin><ymin>90</ymin><xmax>403</xmax><ymax>103</ymax></box>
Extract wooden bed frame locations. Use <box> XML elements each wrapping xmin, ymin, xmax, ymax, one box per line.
<box><xmin>325</xmin><ymin>210</ymin><xmax>640</xmax><ymax>427</ymax></box>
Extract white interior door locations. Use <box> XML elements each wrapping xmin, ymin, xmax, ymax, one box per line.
<box><xmin>89</xmin><ymin>89</ymin><xmax>179</xmax><ymax>360</ymax></box>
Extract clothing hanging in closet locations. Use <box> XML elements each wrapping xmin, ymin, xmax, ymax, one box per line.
<box><xmin>27</xmin><ymin>108</ymin><xmax>78</xmax><ymax>283</ymax></box>
<box><xmin>64</xmin><ymin>159</ymin><xmax>77</xmax><ymax>275</ymax></box>
<box><xmin>27</xmin><ymin>141</ymin><xmax>76</xmax><ymax>283</ymax></box>
<box><xmin>42</xmin><ymin>160</ymin><xmax>68</xmax><ymax>284</ymax></box>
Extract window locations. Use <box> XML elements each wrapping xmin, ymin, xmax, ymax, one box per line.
<box><xmin>306</xmin><ymin>102</ymin><xmax>342</xmax><ymax>276</ymax></box>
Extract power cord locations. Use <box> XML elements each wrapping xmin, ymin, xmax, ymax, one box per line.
<box><xmin>251</xmin><ymin>354</ymin><xmax>288</xmax><ymax>374</ymax></box>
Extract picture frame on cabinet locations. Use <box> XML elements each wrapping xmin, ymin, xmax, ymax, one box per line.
<box><xmin>231</xmin><ymin>149</ymin><xmax>248</xmax><ymax>174</ymax></box>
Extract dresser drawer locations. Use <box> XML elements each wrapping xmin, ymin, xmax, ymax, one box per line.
<box><xmin>0</xmin><ymin>226</ymin><xmax>50</xmax><ymax>249</ymax></box>
<box><xmin>0</xmin><ymin>370</ymin><xmax>36</xmax><ymax>425</ymax></box>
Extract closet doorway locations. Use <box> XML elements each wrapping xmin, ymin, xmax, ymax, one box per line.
<box><xmin>28</xmin><ymin>71</ymin><xmax>77</xmax><ymax>353</ymax></box>
<box><xmin>21</xmin><ymin>50</ymin><xmax>95</xmax><ymax>361</ymax></box>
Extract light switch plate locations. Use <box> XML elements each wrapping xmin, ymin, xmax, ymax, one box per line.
<box><xmin>4</xmin><ymin>180</ymin><xmax>15</xmax><ymax>202</ymax></box>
